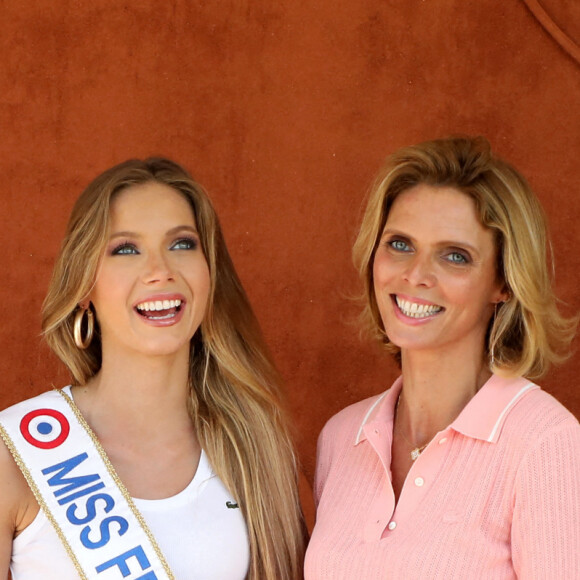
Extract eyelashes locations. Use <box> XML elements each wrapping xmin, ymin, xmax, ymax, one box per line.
<box><xmin>170</xmin><ymin>237</ymin><xmax>198</xmax><ymax>250</ymax></box>
<box><xmin>389</xmin><ymin>239</ymin><xmax>411</xmax><ymax>252</ymax></box>
<box><xmin>385</xmin><ymin>237</ymin><xmax>472</xmax><ymax>265</ymax></box>
<box><xmin>445</xmin><ymin>252</ymin><xmax>469</xmax><ymax>264</ymax></box>
<box><xmin>109</xmin><ymin>237</ymin><xmax>199</xmax><ymax>256</ymax></box>
<box><xmin>111</xmin><ymin>241</ymin><xmax>137</xmax><ymax>255</ymax></box>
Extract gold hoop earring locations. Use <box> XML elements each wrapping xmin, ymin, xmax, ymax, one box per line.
<box><xmin>73</xmin><ymin>307</ymin><xmax>94</xmax><ymax>350</ymax></box>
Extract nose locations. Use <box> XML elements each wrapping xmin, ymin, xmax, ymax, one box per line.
<box><xmin>142</xmin><ymin>250</ymin><xmax>175</xmax><ymax>284</ymax></box>
<box><xmin>403</xmin><ymin>253</ymin><xmax>436</xmax><ymax>287</ymax></box>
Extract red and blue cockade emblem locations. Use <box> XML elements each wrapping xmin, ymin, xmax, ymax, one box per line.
<box><xmin>20</xmin><ymin>408</ymin><xmax>70</xmax><ymax>449</ymax></box>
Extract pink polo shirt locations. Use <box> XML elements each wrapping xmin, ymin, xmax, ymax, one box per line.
<box><xmin>304</xmin><ymin>374</ymin><xmax>580</xmax><ymax>579</ymax></box>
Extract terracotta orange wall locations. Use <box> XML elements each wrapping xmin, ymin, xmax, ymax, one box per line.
<box><xmin>1</xmin><ymin>1</ymin><xmax>579</xmax><ymax>528</ymax></box>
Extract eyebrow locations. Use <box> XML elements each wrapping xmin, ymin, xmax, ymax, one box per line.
<box><xmin>381</xmin><ymin>228</ymin><xmax>481</xmax><ymax>256</ymax></box>
<box><xmin>108</xmin><ymin>225</ymin><xmax>199</xmax><ymax>240</ymax></box>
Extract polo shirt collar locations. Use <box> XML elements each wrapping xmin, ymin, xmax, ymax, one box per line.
<box><xmin>451</xmin><ymin>374</ymin><xmax>537</xmax><ymax>442</ymax></box>
<box><xmin>355</xmin><ymin>377</ymin><xmax>402</xmax><ymax>445</ymax></box>
<box><xmin>354</xmin><ymin>374</ymin><xmax>537</xmax><ymax>446</ymax></box>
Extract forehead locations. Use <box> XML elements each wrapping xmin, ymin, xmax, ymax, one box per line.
<box><xmin>109</xmin><ymin>182</ymin><xmax>196</xmax><ymax>228</ymax></box>
<box><xmin>385</xmin><ymin>184</ymin><xmax>495</xmax><ymax>249</ymax></box>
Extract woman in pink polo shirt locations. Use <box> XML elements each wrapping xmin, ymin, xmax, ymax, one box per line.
<box><xmin>305</xmin><ymin>136</ymin><xmax>579</xmax><ymax>579</ymax></box>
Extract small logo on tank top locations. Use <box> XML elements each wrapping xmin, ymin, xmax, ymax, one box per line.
<box><xmin>226</xmin><ymin>501</ymin><xmax>239</xmax><ymax>509</ymax></box>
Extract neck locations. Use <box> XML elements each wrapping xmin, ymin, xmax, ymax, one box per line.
<box><xmin>73</xmin><ymin>347</ymin><xmax>194</xmax><ymax>438</ymax></box>
<box><xmin>396</xmin><ymin>346</ymin><xmax>491</xmax><ymax>446</ymax></box>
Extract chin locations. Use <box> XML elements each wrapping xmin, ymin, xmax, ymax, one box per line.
<box><xmin>383</xmin><ymin>329</ymin><xmax>435</xmax><ymax>352</ymax></box>
<box><xmin>137</xmin><ymin>339</ymin><xmax>192</xmax><ymax>359</ymax></box>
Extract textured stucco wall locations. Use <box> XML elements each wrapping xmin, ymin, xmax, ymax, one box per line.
<box><xmin>0</xmin><ymin>1</ymin><xmax>578</xmax><ymax>528</ymax></box>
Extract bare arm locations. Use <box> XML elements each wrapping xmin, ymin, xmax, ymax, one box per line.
<box><xmin>0</xmin><ymin>438</ymin><xmax>38</xmax><ymax>579</ymax></box>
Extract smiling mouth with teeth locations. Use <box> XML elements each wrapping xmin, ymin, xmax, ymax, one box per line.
<box><xmin>136</xmin><ymin>299</ymin><xmax>183</xmax><ymax>320</ymax></box>
<box><xmin>394</xmin><ymin>296</ymin><xmax>443</xmax><ymax>319</ymax></box>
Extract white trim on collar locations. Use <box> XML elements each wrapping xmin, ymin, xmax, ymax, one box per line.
<box><xmin>354</xmin><ymin>392</ymin><xmax>388</xmax><ymax>445</ymax></box>
<box><xmin>486</xmin><ymin>382</ymin><xmax>536</xmax><ymax>442</ymax></box>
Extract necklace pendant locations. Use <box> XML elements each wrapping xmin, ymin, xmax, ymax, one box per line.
<box><xmin>410</xmin><ymin>448</ymin><xmax>421</xmax><ymax>461</ymax></box>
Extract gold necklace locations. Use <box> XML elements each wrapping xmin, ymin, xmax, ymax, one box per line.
<box><xmin>395</xmin><ymin>395</ymin><xmax>428</xmax><ymax>461</ymax></box>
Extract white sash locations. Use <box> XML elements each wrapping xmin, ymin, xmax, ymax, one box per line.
<box><xmin>0</xmin><ymin>388</ymin><xmax>174</xmax><ymax>580</ymax></box>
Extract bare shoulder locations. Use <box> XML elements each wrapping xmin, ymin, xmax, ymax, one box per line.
<box><xmin>0</xmin><ymin>435</ymin><xmax>39</xmax><ymax>543</ymax></box>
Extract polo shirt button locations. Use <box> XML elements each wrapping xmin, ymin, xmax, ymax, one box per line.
<box><xmin>388</xmin><ymin>521</ymin><xmax>397</xmax><ymax>530</ymax></box>
<box><xmin>439</xmin><ymin>437</ymin><xmax>447</xmax><ymax>444</ymax></box>
<box><xmin>374</xmin><ymin>429</ymin><xmax>380</xmax><ymax>435</ymax></box>
<box><xmin>414</xmin><ymin>477</ymin><xmax>425</xmax><ymax>487</ymax></box>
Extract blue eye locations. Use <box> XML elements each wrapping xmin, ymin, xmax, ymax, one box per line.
<box><xmin>390</xmin><ymin>240</ymin><xmax>410</xmax><ymax>252</ymax></box>
<box><xmin>171</xmin><ymin>238</ymin><xmax>197</xmax><ymax>250</ymax></box>
<box><xmin>112</xmin><ymin>243</ymin><xmax>138</xmax><ymax>255</ymax></box>
<box><xmin>447</xmin><ymin>252</ymin><xmax>468</xmax><ymax>264</ymax></box>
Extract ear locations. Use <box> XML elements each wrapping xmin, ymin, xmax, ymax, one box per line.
<box><xmin>492</xmin><ymin>283</ymin><xmax>510</xmax><ymax>305</ymax></box>
<box><xmin>78</xmin><ymin>300</ymin><xmax>91</xmax><ymax>310</ymax></box>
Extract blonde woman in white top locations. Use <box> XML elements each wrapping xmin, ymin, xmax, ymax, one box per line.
<box><xmin>0</xmin><ymin>158</ymin><xmax>305</xmax><ymax>579</ymax></box>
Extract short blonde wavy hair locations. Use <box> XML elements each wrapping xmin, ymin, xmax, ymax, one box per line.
<box><xmin>353</xmin><ymin>136</ymin><xmax>577</xmax><ymax>379</ymax></box>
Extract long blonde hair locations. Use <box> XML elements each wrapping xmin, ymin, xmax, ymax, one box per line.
<box><xmin>42</xmin><ymin>158</ymin><xmax>305</xmax><ymax>579</ymax></box>
<box><xmin>353</xmin><ymin>136</ymin><xmax>577</xmax><ymax>379</ymax></box>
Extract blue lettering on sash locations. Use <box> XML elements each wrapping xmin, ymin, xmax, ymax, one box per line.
<box><xmin>58</xmin><ymin>481</ymin><xmax>106</xmax><ymax>505</ymax></box>
<box><xmin>96</xmin><ymin>545</ymin><xmax>156</xmax><ymax>577</ymax></box>
<box><xmin>66</xmin><ymin>493</ymin><xmax>115</xmax><ymax>525</ymax></box>
<box><xmin>40</xmin><ymin>452</ymin><xmax>158</xmax><ymax>575</ymax></box>
<box><xmin>42</xmin><ymin>453</ymin><xmax>131</xmax><ymax>553</ymax></box>
<box><xmin>81</xmin><ymin>516</ymin><xmax>129</xmax><ymax>549</ymax></box>
<box><xmin>42</xmin><ymin>453</ymin><xmax>102</xmax><ymax>499</ymax></box>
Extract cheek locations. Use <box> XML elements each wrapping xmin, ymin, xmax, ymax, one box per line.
<box><xmin>440</xmin><ymin>276</ymin><xmax>474</xmax><ymax>304</ymax></box>
<box><xmin>443</xmin><ymin>277</ymin><xmax>496</xmax><ymax>321</ymax></box>
<box><xmin>372</xmin><ymin>253</ymin><xmax>393</xmax><ymax>287</ymax></box>
<box><xmin>189</xmin><ymin>261</ymin><xmax>211</xmax><ymax>300</ymax></box>
<box><xmin>90</xmin><ymin>269</ymin><xmax>129</xmax><ymax>315</ymax></box>
<box><xmin>372</xmin><ymin>264</ymin><xmax>394</xmax><ymax>315</ymax></box>
<box><xmin>97</xmin><ymin>271</ymin><xmax>121</xmax><ymax>293</ymax></box>
<box><xmin>372</xmin><ymin>263</ymin><xmax>386</xmax><ymax>301</ymax></box>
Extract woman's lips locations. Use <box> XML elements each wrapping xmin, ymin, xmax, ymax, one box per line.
<box><xmin>133</xmin><ymin>295</ymin><xmax>187</xmax><ymax>326</ymax></box>
<box><xmin>391</xmin><ymin>294</ymin><xmax>444</xmax><ymax>322</ymax></box>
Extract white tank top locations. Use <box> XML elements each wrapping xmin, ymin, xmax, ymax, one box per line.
<box><xmin>11</xmin><ymin>424</ymin><xmax>250</xmax><ymax>579</ymax></box>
